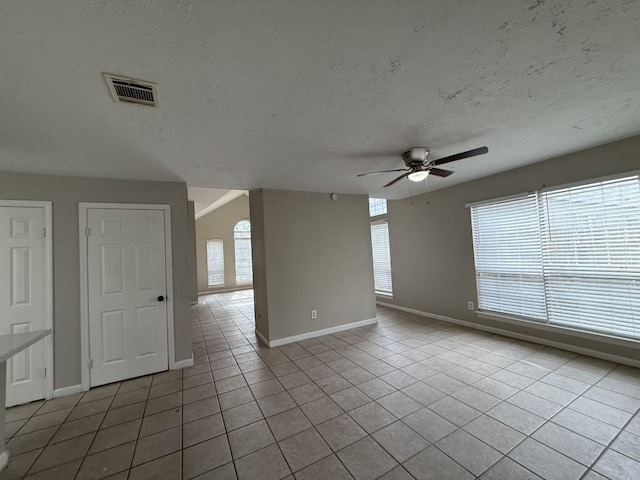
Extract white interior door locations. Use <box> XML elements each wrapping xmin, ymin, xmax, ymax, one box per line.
<box><xmin>0</xmin><ymin>206</ymin><xmax>48</xmax><ymax>406</ymax></box>
<box><xmin>87</xmin><ymin>208</ymin><xmax>168</xmax><ymax>387</ymax></box>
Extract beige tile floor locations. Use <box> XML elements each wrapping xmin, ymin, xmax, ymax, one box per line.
<box><xmin>3</xmin><ymin>289</ymin><xmax>640</xmax><ymax>479</ymax></box>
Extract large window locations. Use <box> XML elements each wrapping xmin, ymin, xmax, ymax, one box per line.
<box><xmin>206</xmin><ymin>239</ymin><xmax>224</xmax><ymax>287</ymax></box>
<box><xmin>234</xmin><ymin>220</ymin><xmax>253</xmax><ymax>284</ymax></box>
<box><xmin>470</xmin><ymin>174</ymin><xmax>640</xmax><ymax>340</ymax></box>
<box><xmin>371</xmin><ymin>220</ymin><xmax>393</xmax><ymax>295</ymax></box>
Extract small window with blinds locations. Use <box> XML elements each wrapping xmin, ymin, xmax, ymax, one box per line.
<box><xmin>234</xmin><ymin>220</ymin><xmax>253</xmax><ymax>284</ymax></box>
<box><xmin>369</xmin><ymin>198</ymin><xmax>387</xmax><ymax>217</ymax></box>
<box><xmin>371</xmin><ymin>220</ymin><xmax>393</xmax><ymax>295</ymax></box>
<box><xmin>470</xmin><ymin>173</ymin><xmax>640</xmax><ymax>340</ymax></box>
<box><xmin>206</xmin><ymin>239</ymin><xmax>224</xmax><ymax>287</ymax></box>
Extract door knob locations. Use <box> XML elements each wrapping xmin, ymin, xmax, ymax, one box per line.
<box><xmin>157</xmin><ymin>295</ymin><xmax>165</xmax><ymax>302</ymax></box>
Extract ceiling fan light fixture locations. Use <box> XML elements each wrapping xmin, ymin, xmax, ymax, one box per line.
<box><xmin>408</xmin><ymin>170</ymin><xmax>429</xmax><ymax>182</ymax></box>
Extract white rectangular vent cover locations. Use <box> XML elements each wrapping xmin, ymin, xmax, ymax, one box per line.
<box><xmin>103</xmin><ymin>73</ymin><xmax>158</xmax><ymax>107</ymax></box>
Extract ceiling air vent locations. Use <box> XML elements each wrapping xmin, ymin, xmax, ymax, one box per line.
<box><xmin>103</xmin><ymin>73</ymin><xmax>158</xmax><ymax>107</ymax></box>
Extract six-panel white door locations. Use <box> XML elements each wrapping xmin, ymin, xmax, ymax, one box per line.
<box><xmin>0</xmin><ymin>206</ymin><xmax>48</xmax><ymax>406</ymax></box>
<box><xmin>87</xmin><ymin>208</ymin><xmax>168</xmax><ymax>387</ymax></box>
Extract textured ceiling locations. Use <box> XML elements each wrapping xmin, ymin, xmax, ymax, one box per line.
<box><xmin>188</xmin><ymin>187</ymin><xmax>247</xmax><ymax>219</ymax></box>
<box><xmin>0</xmin><ymin>1</ymin><xmax>639</xmax><ymax>199</ymax></box>
<box><xmin>187</xmin><ymin>187</ymin><xmax>231</xmax><ymax>217</ymax></box>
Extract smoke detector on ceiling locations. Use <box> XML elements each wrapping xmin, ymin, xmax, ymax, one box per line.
<box><xmin>103</xmin><ymin>73</ymin><xmax>158</xmax><ymax>107</ymax></box>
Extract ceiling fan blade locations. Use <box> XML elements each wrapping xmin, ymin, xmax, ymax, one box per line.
<box><xmin>428</xmin><ymin>167</ymin><xmax>454</xmax><ymax>177</ymax></box>
<box><xmin>383</xmin><ymin>172</ymin><xmax>410</xmax><ymax>188</ymax></box>
<box><xmin>432</xmin><ymin>146</ymin><xmax>489</xmax><ymax>166</ymax></box>
<box><xmin>357</xmin><ymin>168</ymin><xmax>409</xmax><ymax>177</ymax></box>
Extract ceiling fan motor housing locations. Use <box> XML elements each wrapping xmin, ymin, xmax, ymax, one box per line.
<box><xmin>402</xmin><ymin>147</ymin><xmax>429</xmax><ymax>166</ymax></box>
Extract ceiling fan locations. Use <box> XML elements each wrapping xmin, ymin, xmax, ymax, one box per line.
<box><xmin>357</xmin><ymin>146</ymin><xmax>489</xmax><ymax>187</ymax></box>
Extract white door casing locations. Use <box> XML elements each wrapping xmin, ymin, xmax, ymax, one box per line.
<box><xmin>0</xmin><ymin>203</ymin><xmax>53</xmax><ymax>406</ymax></box>
<box><xmin>86</xmin><ymin>207</ymin><xmax>169</xmax><ymax>387</ymax></box>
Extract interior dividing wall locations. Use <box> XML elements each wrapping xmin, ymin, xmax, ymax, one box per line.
<box><xmin>249</xmin><ymin>190</ymin><xmax>269</xmax><ymax>338</ymax></box>
<box><xmin>250</xmin><ymin>189</ymin><xmax>377</xmax><ymax>343</ymax></box>
<box><xmin>187</xmin><ymin>201</ymin><xmax>198</xmax><ymax>303</ymax></box>
<box><xmin>0</xmin><ymin>171</ymin><xmax>193</xmax><ymax>389</ymax></box>
<box><xmin>195</xmin><ymin>194</ymin><xmax>250</xmax><ymax>293</ymax></box>
<box><xmin>385</xmin><ymin>134</ymin><xmax>640</xmax><ymax>362</ymax></box>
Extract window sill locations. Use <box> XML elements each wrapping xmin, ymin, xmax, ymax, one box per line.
<box><xmin>375</xmin><ymin>292</ymin><xmax>394</xmax><ymax>299</ymax></box>
<box><xmin>476</xmin><ymin>310</ymin><xmax>640</xmax><ymax>347</ymax></box>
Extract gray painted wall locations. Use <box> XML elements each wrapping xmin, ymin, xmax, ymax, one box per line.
<box><xmin>195</xmin><ymin>195</ymin><xmax>250</xmax><ymax>293</ymax></box>
<box><xmin>251</xmin><ymin>189</ymin><xmax>377</xmax><ymax>342</ymax></box>
<box><xmin>0</xmin><ymin>171</ymin><xmax>193</xmax><ymax>388</ymax></box>
<box><xmin>385</xmin><ymin>135</ymin><xmax>640</xmax><ymax>361</ymax></box>
<box><xmin>187</xmin><ymin>201</ymin><xmax>198</xmax><ymax>303</ymax></box>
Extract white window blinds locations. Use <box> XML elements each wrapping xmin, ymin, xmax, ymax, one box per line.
<box><xmin>471</xmin><ymin>194</ymin><xmax>547</xmax><ymax>320</ymax></box>
<box><xmin>540</xmin><ymin>176</ymin><xmax>640</xmax><ymax>338</ymax></box>
<box><xmin>369</xmin><ymin>198</ymin><xmax>387</xmax><ymax>217</ymax></box>
<box><xmin>207</xmin><ymin>240</ymin><xmax>224</xmax><ymax>287</ymax></box>
<box><xmin>234</xmin><ymin>220</ymin><xmax>253</xmax><ymax>284</ymax></box>
<box><xmin>371</xmin><ymin>220</ymin><xmax>393</xmax><ymax>295</ymax></box>
<box><xmin>470</xmin><ymin>174</ymin><xmax>640</xmax><ymax>340</ymax></box>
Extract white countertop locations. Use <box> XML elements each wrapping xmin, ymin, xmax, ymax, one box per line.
<box><xmin>0</xmin><ymin>330</ymin><xmax>51</xmax><ymax>362</ymax></box>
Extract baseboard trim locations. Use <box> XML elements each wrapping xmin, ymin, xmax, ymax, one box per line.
<box><xmin>254</xmin><ymin>329</ymin><xmax>269</xmax><ymax>347</ymax></box>
<box><xmin>376</xmin><ymin>301</ymin><xmax>640</xmax><ymax>369</ymax></box>
<box><xmin>198</xmin><ymin>285</ymin><xmax>253</xmax><ymax>295</ymax></box>
<box><xmin>171</xmin><ymin>355</ymin><xmax>194</xmax><ymax>370</ymax></box>
<box><xmin>259</xmin><ymin>318</ymin><xmax>378</xmax><ymax>348</ymax></box>
<box><xmin>53</xmin><ymin>358</ymin><xmax>194</xmax><ymax>398</ymax></box>
<box><xmin>53</xmin><ymin>384</ymin><xmax>86</xmax><ymax>398</ymax></box>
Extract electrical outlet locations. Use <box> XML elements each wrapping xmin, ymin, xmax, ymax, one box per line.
<box><xmin>467</xmin><ymin>301</ymin><xmax>475</xmax><ymax>311</ymax></box>
<box><xmin>311</xmin><ymin>309</ymin><xmax>317</xmax><ymax>320</ymax></box>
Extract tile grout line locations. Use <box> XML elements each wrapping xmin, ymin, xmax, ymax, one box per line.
<box><xmin>469</xmin><ymin>371</ymin><xmax>635</xmax><ymax>479</ymax></box>
<box><xmin>209</xmin><ymin>295</ymin><xmax>295</xmax><ymax>479</ymax></box>
<box><xmin>196</xmin><ymin>301</ymin><xmax>243</xmax><ymax>479</ymax></box>
<box><xmin>242</xmin><ymin>300</ymin><xmax>556</xmax><ymax>471</ymax></box>
<box><xmin>15</xmin><ymin>394</ymin><xmax>82</xmax><ymax>479</ymax></box>
<box><xmin>202</xmin><ymin>301</ymin><xmax>240</xmax><ymax>480</ymax></box>
<box><xmin>12</xmin><ymin>292</ymin><xmax>640</xmax><ymax>480</ymax></box>
<box><xmin>19</xmin><ymin>387</ymin><xmax>123</xmax><ymax>479</ymax></box>
<box><xmin>247</xmin><ymin>323</ymin><xmax>368</xmax><ymax>478</ymax></box>
<box><xmin>72</xmin><ymin>378</ymin><xmax>141</xmax><ymax>480</ymax></box>
<box><xmin>221</xmin><ymin>296</ymin><xmax>414</xmax><ymax>477</ymax></box>
<box><xmin>577</xmin><ymin>401</ymin><xmax>640</xmax><ymax>480</ymax></box>
<box><xmin>445</xmin><ymin>356</ymin><xmax>621</xmax><ymax>478</ymax></box>
<box><xmin>205</xmin><ymin>294</ymin><xmax>349</xmax><ymax>478</ymax></box>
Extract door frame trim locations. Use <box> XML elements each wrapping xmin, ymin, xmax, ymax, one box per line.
<box><xmin>78</xmin><ymin>203</ymin><xmax>175</xmax><ymax>391</ymax></box>
<box><xmin>0</xmin><ymin>200</ymin><xmax>54</xmax><ymax>402</ymax></box>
